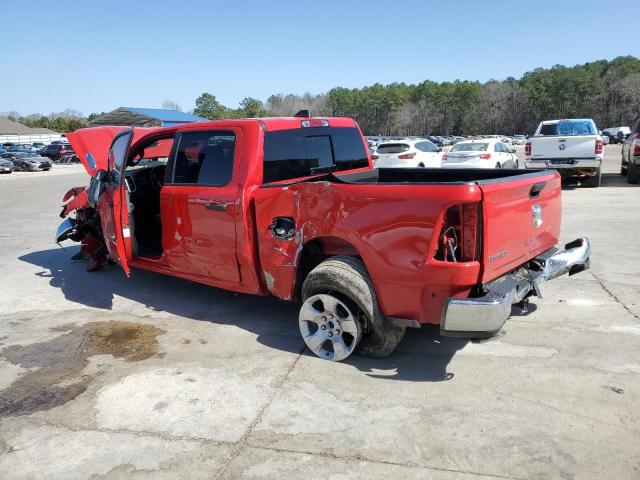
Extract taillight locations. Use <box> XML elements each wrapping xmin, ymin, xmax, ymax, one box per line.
<box><xmin>633</xmin><ymin>139</ymin><xmax>640</xmax><ymax>156</ymax></box>
<box><xmin>525</xmin><ymin>142</ymin><xmax>531</xmax><ymax>156</ymax></box>
<box><xmin>398</xmin><ymin>152</ymin><xmax>416</xmax><ymax>159</ymax></box>
<box><xmin>371</xmin><ymin>154</ymin><xmax>379</xmax><ymax>160</ymax></box>
<box><xmin>479</xmin><ymin>153</ymin><xmax>491</xmax><ymax>160</ymax></box>
<box><xmin>442</xmin><ymin>154</ymin><xmax>448</xmax><ymax>161</ymax></box>
<box><xmin>595</xmin><ymin>139</ymin><xmax>603</xmax><ymax>155</ymax></box>
<box><xmin>434</xmin><ymin>203</ymin><xmax>480</xmax><ymax>262</ymax></box>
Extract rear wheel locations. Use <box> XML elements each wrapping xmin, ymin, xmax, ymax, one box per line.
<box><xmin>495</xmin><ymin>162</ymin><xmax>501</xmax><ymax>169</ymax></box>
<box><xmin>300</xmin><ymin>256</ymin><xmax>404</xmax><ymax>361</ymax></box>
<box><xmin>628</xmin><ymin>165</ymin><xmax>640</xmax><ymax>184</ymax></box>
<box><xmin>586</xmin><ymin>168</ymin><xmax>602</xmax><ymax>187</ymax></box>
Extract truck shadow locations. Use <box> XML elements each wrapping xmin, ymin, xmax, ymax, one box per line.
<box><xmin>20</xmin><ymin>247</ymin><xmax>468</xmax><ymax>383</ymax></box>
<box><xmin>561</xmin><ymin>173</ymin><xmax>637</xmax><ymax>190</ymax></box>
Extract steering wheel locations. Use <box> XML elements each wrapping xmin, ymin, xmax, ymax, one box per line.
<box><xmin>151</xmin><ymin>165</ymin><xmax>166</xmax><ymax>190</ymax></box>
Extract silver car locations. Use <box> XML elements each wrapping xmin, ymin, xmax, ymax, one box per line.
<box><xmin>0</xmin><ymin>152</ymin><xmax>52</xmax><ymax>171</ymax></box>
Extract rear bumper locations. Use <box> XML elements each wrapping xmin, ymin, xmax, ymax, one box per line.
<box><xmin>525</xmin><ymin>158</ymin><xmax>602</xmax><ymax>170</ymax></box>
<box><xmin>440</xmin><ymin>237</ymin><xmax>590</xmax><ymax>338</ymax></box>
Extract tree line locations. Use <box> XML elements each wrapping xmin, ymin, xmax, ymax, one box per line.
<box><xmin>3</xmin><ymin>56</ymin><xmax>639</xmax><ymax>135</ymax></box>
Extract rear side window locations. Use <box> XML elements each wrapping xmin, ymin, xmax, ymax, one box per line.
<box><xmin>377</xmin><ymin>143</ymin><xmax>410</xmax><ymax>154</ymax></box>
<box><xmin>263</xmin><ymin>126</ymin><xmax>368</xmax><ymax>183</ymax></box>
<box><xmin>171</xmin><ymin>131</ymin><xmax>235</xmax><ymax>185</ymax></box>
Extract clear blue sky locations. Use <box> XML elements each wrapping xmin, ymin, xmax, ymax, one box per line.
<box><xmin>1</xmin><ymin>0</ymin><xmax>637</xmax><ymax>115</ymax></box>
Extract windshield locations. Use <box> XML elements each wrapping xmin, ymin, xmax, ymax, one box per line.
<box><xmin>539</xmin><ymin>120</ymin><xmax>595</xmax><ymax>136</ymax></box>
<box><xmin>377</xmin><ymin>143</ymin><xmax>410</xmax><ymax>154</ymax></box>
<box><xmin>450</xmin><ymin>142</ymin><xmax>489</xmax><ymax>152</ymax></box>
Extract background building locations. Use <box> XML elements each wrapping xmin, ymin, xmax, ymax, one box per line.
<box><xmin>0</xmin><ymin>118</ymin><xmax>63</xmax><ymax>145</ymax></box>
<box><xmin>89</xmin><ymin>107</ymin><xmax>207</xmax><ymax>127</ymax></box>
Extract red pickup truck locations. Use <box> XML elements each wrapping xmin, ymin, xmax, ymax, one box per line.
<box><xmin>57</xmin><ymin>114</ymin><xmax>590</xmax><ymax>361</ymax></box>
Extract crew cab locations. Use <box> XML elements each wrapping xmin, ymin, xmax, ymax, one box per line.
<box><xmin>56</xmin><ymin>114</ymin><xmax>590</xmax><ymax>362</ymax></box>
<box><xmin>525</xmin><ymin>119</ymin><xmax>604</xmax><ymax>187</ymax></box>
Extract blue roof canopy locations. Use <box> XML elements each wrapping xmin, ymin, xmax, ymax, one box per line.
<box><xmin>124</xmin><ymin>107</ymin><xmax>207</xmax><ymax>123</ymax></box>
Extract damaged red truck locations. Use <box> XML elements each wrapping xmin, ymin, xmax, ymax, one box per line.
<box><xmin>57</xmin><ymin>115</ymin><xmax>590</xmax><ymax>361</ymax></box>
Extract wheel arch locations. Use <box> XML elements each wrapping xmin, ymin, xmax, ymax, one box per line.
<box><xmin>294</xmin><ymin>236</ymin><xmax>365</xmax><ymax>301</ymax></box>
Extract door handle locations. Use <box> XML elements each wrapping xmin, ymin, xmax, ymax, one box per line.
<box><xmin>529</xmin><ymin>182</ymin><xmax>546</xmax><ymax>199</ymax></box>
<box><xmin>205</xmin><ymin>202</ymin><xmax>229</xmax><ymax>212</ymax></box>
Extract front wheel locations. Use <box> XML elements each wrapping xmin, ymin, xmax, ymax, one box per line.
<box><xmin>628</xmin><ymin>165</ymin><xmax>640</xmax><ymax>184</ymax></box>
<box><xmin>300</xmin><ymin>256</ymin><xmax>405</xmax><ymax>361</ymax></box>
<box><xmin>21</xmin><ymin>163</ymin><xmax>30</xmax><ymax>171</ymax></box>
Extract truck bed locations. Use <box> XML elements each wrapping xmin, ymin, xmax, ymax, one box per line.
<box><xmin>331</xmin><ymin>167</ymin><xmax>553</xmax><ymax>185</ymax></box>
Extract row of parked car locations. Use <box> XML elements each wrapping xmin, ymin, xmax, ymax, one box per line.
<box><xmin>0</xmin><ymin>142</ymin><xmax>79</xmax><ymax>173</ymax></box>
<box><xmin>368</xmin><ymin>137</ymin><xmax>519</xmax><ymax>170</ymax></box>
<box><xmin>367</xmin><ymin>134</ymin><xmax>526</xmax><ymax>150</ymax></box>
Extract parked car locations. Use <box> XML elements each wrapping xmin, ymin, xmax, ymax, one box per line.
<box><xmin>621</xmin><ymin>119</ymin><xmax>640</xmax><ymax>183</ymax></box>
<box><xmin>1</xmin><ymin>152</ymin><xmax>52</xmax><ymax>171</ymax></box>
<box><xmin>56</xmin><ymin>116</ymin><xmax>590</xmax><ymax>362</ymax></box>
<box><xmin>12</xmin><ymin>144</ymin><xmax>38</xmax><ymax>154</ymax></box>
<box><xmin>0</xmin><ymin>157</ymin><xmax>14</xmax><ymax>173</ymax></box>
<box><xmin>41</xmin><ymin>143</ymin><xmax>75</xmax><ymax>162</ymax></box>
<box><xmin>602</xmin><ymin>126</ymin><xmax>630</xmax><ymax>144</ymax></box>
<box><xmin>525</xmin><ymin>118</ymin><xmax>604</xmax><ymax>187</ymax></box>
<box><xmin>0</xmin><ymin>145</ymin><xmax>6</xmax><ymax>155</ymax></box>
<box><xmin>442</xmin><ymin>139</ymin><xmax>518</xmax><ymax>169</ymax></box>
<box><xmin>372</xmin><ymin>139</ymin><xmax>441</xmax><ymax>168</ymax></box>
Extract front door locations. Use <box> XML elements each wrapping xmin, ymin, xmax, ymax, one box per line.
<box><xmin>97</xmin><ymin>130</ymin><xmax>133</xmax><ymax>275</ymax></box>
<box><xmin>160</xmin><ymin>129</ymin><xmax>240</xmax><ymax>283</ymax></box>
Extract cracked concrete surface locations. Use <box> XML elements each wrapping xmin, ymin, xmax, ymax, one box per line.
<box><xmin>1</xmin><ymin>146</ymin><xmax>639</xmax><ymax>479</ymax></box>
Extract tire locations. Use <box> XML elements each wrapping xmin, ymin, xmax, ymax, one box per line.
<box><xmin>20</xmin><ymin>163</ymin><xmax>29</xmax><ymax>171</ymax></box>
<box><xmin>301</xmin><ymin>256</ymin><xmax>405</xmax><ymax>360</ymax></box>
<box><xmin>628</xmin><ymin>165</ymin><xmax>640</xmax><ymax>184</ymax></box>
<box><xmin>621</xmin><ymin>164</ymin><xmax>627</xmax><ymax>176</ymax></box>
<box><xmin>586</xmin><ymin>167</ymin><xmax>602</xmax><ymax>187</ymax></box>
<box><xmin>514</xmin><ymin>160</ymin><xmax>519</xmax><ymax>169</ymax></box>
<box><xmin>495</xmin><ymin>162</ymin><xmax>501</xmax><ymax>169</ymax></box>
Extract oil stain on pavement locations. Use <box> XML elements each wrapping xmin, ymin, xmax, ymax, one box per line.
<box><xmin>0</xmin><ymin>321</ymin><xmax>164</xmax><ymax>417</ymax></box>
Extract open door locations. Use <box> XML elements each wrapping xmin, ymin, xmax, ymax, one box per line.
<box><xmin>97</xmin><ymin>129</ymin><xmax>134</xmax><ymax>276</ymax></box>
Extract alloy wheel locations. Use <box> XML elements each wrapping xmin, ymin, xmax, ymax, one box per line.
<box><xmin>299</xmin><ymin>293</ymin><xmax>362</xmax><ymax>361</ymax></box>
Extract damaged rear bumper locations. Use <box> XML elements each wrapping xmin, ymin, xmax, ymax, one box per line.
<box><xmin>440</xmin><ymin>237</ymin><xmax>590</xmax><ymax>338</ymax></box>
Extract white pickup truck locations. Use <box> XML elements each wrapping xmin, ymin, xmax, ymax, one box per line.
<box><xmin>525</xmin><ymin>118</ymin><xmax>604</xmax><ymax>187</ymax></box>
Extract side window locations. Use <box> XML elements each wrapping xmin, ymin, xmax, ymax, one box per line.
<box><xmin>171</xmin><ymin>131</ymin><xmax>235</xmax><ymax>186</ymax></box>
<box><xmin>494</xmin><ymin>143</ymin><xmax>502</xmax><ymax>152</ymax></box>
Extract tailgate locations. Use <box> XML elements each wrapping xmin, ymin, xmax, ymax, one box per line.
<box><xmin>479</xmin><ymin>171</ymin><xmax>561</xmax><ymax>283</ymax></box>
<box><xmin>531</xmin><ymin>135</ymin><xmax>596</xmax><ymax>159</ymax></box>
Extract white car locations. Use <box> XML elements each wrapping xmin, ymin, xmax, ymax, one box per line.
<box><xmin>372</xmin><ymin>139</ymin><xmax>441</xmax><ymax>168</ymax></box>
<box><xmin>441</xmin><ymin>139</ymin><xmax>518</xmax><ymax>169</ymax></box>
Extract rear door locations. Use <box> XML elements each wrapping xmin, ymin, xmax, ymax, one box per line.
<box><xmin>160</xmin><ymin>129</ymin><xmax>241</xmax><ymax>283</ymax></box>
<box><xmin>97</xmin><ymin>130</ymin><xmax>134</xmax><ymax>276</ymax></box>
<box><xmin>478</xmin><ymin>170</ymin><xmax>561</xmax><ymax>283</ymax></box>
